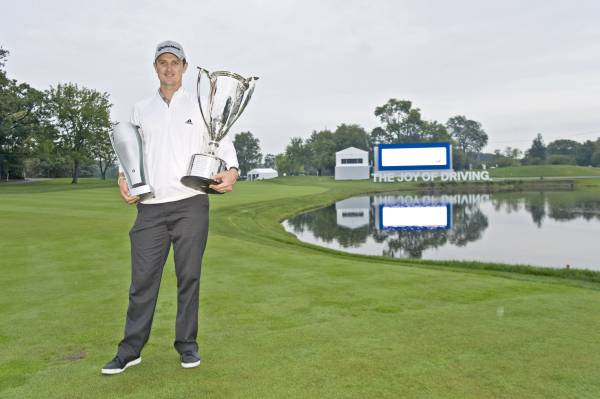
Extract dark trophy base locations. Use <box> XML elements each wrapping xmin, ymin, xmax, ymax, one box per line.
<box><xmin>181</xmin><ymin>153</ymin><xmax>227</xmax><ymax>195</ymax></box>
<box><xmin>180</xmin><ymin>175</ymin><xmax>224</xmax><ymax>195</ymax></box>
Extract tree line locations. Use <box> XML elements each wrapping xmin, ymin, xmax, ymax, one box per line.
<box><xmin>236</xmin><ymin>99</ymin><xmax>600</xmax><ymax>177</ymax></box>
<box><xmin>0</xmin><ymin>47</ymin><xmax>114</xmax><ymax>183</ymax></box>
<box><xmin>492</xmin><ymin>133</ymin><xmax>600</xmax><ymax>167</ymax></box>
<box><xmin>262</xmin><ymin>98</ymin><xmax>490</xmax><ymax>176</ymax></box>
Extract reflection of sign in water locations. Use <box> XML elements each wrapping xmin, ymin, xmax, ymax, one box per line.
<box><xmin>335</xmin><ymin>196</ymin><xmax>370</xmax><ymax>229</ymax></box>
<box><xmin>373</xmin><ymin>194</ymin><xmax>490</xmax><ymax>206</ymax></box>
<box><xmin>376</xmin><ymin>204</ymin><xmax>452</xmax><ymax>231</ymax></box>
<box><xmin>284</xmin><ymin>192</ymin><xmax>600</xmax><ymax>269</ymax></box>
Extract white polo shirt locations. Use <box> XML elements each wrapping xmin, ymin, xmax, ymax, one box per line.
<box><xmin>124</xmin><ymin>87</ymin><xmax>239</xmax><ymax>204</ymax></box>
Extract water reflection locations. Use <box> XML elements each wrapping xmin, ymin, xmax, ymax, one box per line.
<box><xmin>282</xmin><ymin>191</ymin><xmax>600</xmax><ymax>270</ymax></box>
<box><xmin>491</xmin><ymin>192</ymin><xmax>600</xmax><ymax>226</ymax></box>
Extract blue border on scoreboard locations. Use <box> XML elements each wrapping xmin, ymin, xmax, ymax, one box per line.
<box><xmin>377</xmin><ymin>142</ymin><xmax>451</xmax><ymax>171</ymax></box>
<box><xmin>378</xmin><ymin>203</ymin><xmax>452</xmax><ymax>231</ymax></box>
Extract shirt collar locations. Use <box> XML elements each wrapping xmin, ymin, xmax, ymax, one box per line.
<box><xmin>157</xmin><ymin>86</ymin><xmax>185</xmax><ymax>105</ymax></box>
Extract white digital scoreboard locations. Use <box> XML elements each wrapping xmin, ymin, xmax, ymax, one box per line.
<box><xmin>375</xmin><ymin>142</ymin><xmax>452</xmax><ymax>171</ymax></box>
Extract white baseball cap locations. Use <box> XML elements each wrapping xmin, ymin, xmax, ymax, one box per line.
<box><xmin>154</xmin><ymin>40</ymin><xmax>186</xmax><ymax>61</ymax></box>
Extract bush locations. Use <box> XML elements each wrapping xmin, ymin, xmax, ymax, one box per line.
<box><xmin>548</xmin><ymin>154</ymin><xmax>575</xmax><ymax>165</ymax></box>
<box><xmin>523</xmin><ymin>157</ymin><xmax>546</xmax><ymax>165</ymax></box>
<box><xmin>591</xmin><ymin>151</ymin><xmax>600</xmax><ymax>167</ymax></box>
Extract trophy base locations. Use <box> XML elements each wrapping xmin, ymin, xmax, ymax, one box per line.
<box><xmin>129</xmin><ymin>184</ymin><xmax>153</xmax><ymax>198</ymax></box>
<box><xmin>180</xmin><ymin>175</ymin><xmax>223</xmax><ymax>195</ymax></box>
<box><xmin>180</xmin><ymin>153</ymin><xmax>227</xmax><ymax>195</ymax></box>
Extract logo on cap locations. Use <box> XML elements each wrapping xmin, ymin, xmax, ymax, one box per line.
<box><xmin>158</xmin><ymin>44</ymin><xmax>181</xmax><ymax>52</ymax></box>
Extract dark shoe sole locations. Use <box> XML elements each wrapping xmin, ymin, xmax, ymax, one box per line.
<box><xmin>101</xmin><ymin>357</ymin><xmax>141</xmax><ymax>375</ymax></box>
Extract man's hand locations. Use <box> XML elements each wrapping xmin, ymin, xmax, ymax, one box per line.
<box><xmin>118</xmin><ymin>176</ymin><xmax>140</xmax><ymax>204</ymax></box>
<box><xmin>209</xmin><ymin>168</ymin><xmax>239</xmax><ymax>193</ymax></box>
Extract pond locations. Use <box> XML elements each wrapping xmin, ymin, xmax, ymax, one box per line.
<box><xmin>282</xmin><ymin>190</ymin><xmax>600</xmax><ymax>270</ymax></box>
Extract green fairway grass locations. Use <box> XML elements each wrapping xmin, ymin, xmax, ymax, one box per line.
<box><xmin>2</xmin><ymin>177</ymin><xmax>600</xmax><ymax>398</ymax></box>
<box><xmin>489</xmin><ymin>164</ymin><xmax>600</xmax><ymax>178</ymax></box>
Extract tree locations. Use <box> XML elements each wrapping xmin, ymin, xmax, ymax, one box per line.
<box><xmin>492</xmin><ymin>146</ymin><xmax>522</xmax><ymax>167</ymax></box>
<box><xmin>333</xmin><ymin>124</ymin><xmax>369</xmax><ymax>151</ymax></box>
<box><xmin>284</xmin><ymin>137</ymin><xmax>310</xmax><ymax>175</ymax></box>
<box><xmin>374</xmin><ymin>99</ymin><xmax>424</xmax><ymax>143</ymax></box>
<box><xmin>493</xmin><ymin>149</ymin><xmax>512</xmax><ymax>168</ymax></box>
<box><xmin>523</xmin><ymin>133</ymin><xmax>547</xmax><ymax>164</ymax></box>
<box><xmin>34</xmin><ymin>136</ymin><xmax>71</xmax><ymax>177</ymax></box>
<box><xmin>306</xmin><ymin>129</ymin><xmax>336</xmax><ymax>175</ymax></box>
<box><xmin>0</xmin><ymin>48</ymin><xmax>47</xmax><ymax>180</ymax></box>
<box><xmin>446</xmin><ymin>115</ymin><xmax>488</xmax><ymax>168</ymax></box>
<box><xmin>89</xmin><ymin>122</ymin><xmax>116</xmax><ymax>180</ymax></box>
<box><xmin>575</xmin><ymin>140</ymin><xmax>596</xmax><ymax>166</ymax></box>
<box><xmin>275</xmin><ymin>136</ymin><xmax>314</xmax><ymax>176</ymax></box>
<box><xmin>369</xmin><ymin>126</ymin><xmax>388</xmax><ymax>145</ymax></box>
<box><xmin>47</xmin><ymin>83</ymin><xmax>112</xmax><ymax>183</ymax></box>
<box><xmin>275</xmin><ymin>153</ymin><xmax>301</xmax><ymax>176</ymax></box>
<box><xmin>547</xmin><ymin>139</ymin><xmax>580</xmax><ymax>156</ymax></box>
<box><xmin>546</xmin><ymin>139</ymin><xmax>580</xmax><ymax>165</ymax></box>
<box><xmin>0</xmin><ymin>47</ymin><xmax>7</xmax><ymax>70</ymax></box>
<box><xmin>263</xmin><ymin>153</ymin><xmax>275</xmax><ymax>169</ymax></box>
<box><xmin>233</xmin><ymin>131</ymin><xmax>262</xmax><ymax>176</ymax></box>
<box><xmin>373</xmin><ymin>98</ymin><xmax>453</xmax><ymax>146</ymax></box>
<box><xmin>591</xmin><ymin>150</ymin><xmax>600</xmax><ymax>167</ymax></box>
<box><xmin>504</xmin><ymin>146</ymin><xmax>522</xmax><ymax>160</ymax></box>
<box><xmin>421</xmin><ymin>120</ymin><xmax>451</xmax><ymax>142</ymax></box>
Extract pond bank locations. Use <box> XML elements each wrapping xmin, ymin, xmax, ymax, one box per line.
<box><xmin>231</xmin><ymin>176</ymin><xmax>600</xmax><ymax>284</ymax></box>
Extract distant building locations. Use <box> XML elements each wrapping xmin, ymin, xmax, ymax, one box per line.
<box><xmin>247</xmin><ymin>168</ymin><xmax>278</xmax><ymax>181</ymax></box>
<box><xmin>335</xmin><ymin>147</ymin><xmax>369</xmax><ymax>180</ymax></box>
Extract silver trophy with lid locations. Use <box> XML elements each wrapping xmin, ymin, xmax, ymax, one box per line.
<box><xmin>110</xmin><ymin>122</ymin><xmax>153</xmax><ymax>198</ymax></box>
<box><xmin>180</xmin><ymin>67</ymin><xmax>258</xmax><ymax>193</ymax></box>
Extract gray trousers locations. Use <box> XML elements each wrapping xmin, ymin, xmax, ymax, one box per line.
<box><xmin>117</xmin><ymin>194</ymin><xmax>209</xmax><ymax>360</ymax></box>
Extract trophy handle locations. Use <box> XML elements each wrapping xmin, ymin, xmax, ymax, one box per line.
<box><xmin>196</xmin><ymin>67</ymin><xmax>212</xmax><ymax>133</ymax></box>
<box><xmin>222</xmin><ymin>76</ymin><xmax>259</xmax><ymax>135</ymax></box>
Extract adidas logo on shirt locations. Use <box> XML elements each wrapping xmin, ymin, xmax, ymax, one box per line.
<box><xmin>185</xmin><ymin>119</ymin><xmax>193</xmax><ymax>125</ymax></box>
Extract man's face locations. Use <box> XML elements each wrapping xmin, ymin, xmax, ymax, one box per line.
<box><xmin>154</xmin><ymin>52</ymin><xmax>187</xmax><ymax>88</ymax></box>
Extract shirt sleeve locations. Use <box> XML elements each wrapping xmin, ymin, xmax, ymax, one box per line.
<box><xmin>217</xmin><ymin>134</ymin><xmax>239</xmax><ymax>171</ymax></box>
<box><xmin>118</xmin><ymin>105</ymin><xmax>142</xmax><ymax>174</ymax></box>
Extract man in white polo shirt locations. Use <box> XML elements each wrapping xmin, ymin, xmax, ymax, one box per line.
<box><xmin>101</xmin><ymin>40</ymin><xmax>239</xmax><ymax>375</ymax></box>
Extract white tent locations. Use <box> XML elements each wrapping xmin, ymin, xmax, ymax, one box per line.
<box><xmin>247</xmin><ymin>168</ymin><xmax>278</xmax><ymax>181</ymax></box>
<box><xmin>335</xmin><ymin>147</ymin><xmax>369</xmax><ymax>180</ymax></box>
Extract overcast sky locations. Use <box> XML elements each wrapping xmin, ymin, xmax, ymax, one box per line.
<box><xmin>2</xmin><ymin>0</ymin><xmax>600</xmax><ymax>155</ymax></box>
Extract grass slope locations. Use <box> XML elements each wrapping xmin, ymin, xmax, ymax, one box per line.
<box><xmin>490</xmin><ymin>164</ymin><xmax>600</xmax><ymax>178</ymax></box>
<box><xmin>1</xmin><ymin>177</ymin><xmax>600</xmax><ymax>398</ymax></box>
